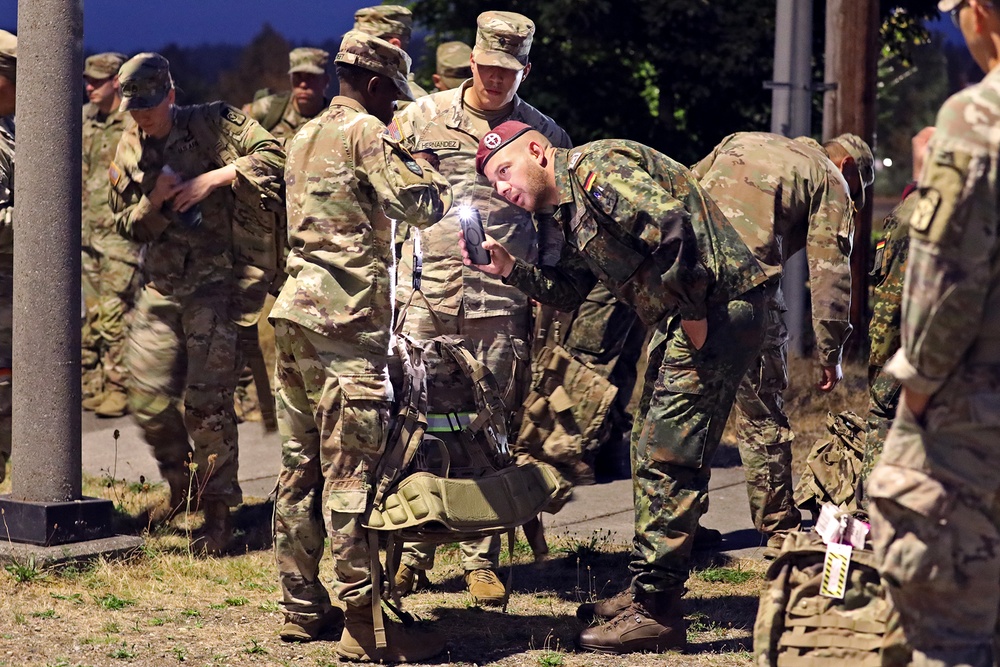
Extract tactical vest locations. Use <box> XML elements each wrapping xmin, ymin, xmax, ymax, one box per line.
<box><xmin>181</xmin><ymin>104</ymin><xmax>287</xmax><ymax>324</ymax></box>
<box><xmin>754</xmin><ymin>530</ymin><xmax>911</xmax><ymax>667</ymax></box>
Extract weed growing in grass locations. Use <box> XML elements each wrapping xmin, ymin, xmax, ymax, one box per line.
<box><xmin>50</xmin><ymin>592</ymin><xmax>84</xmax><ymax>604</ymax></box>
<box><xmin>537</xmin><ymin>651</ymin><xmax>564</xmax><ymax>667</ymax></box>
<box><xmin>224</xmin><ymin>596</ymin><xmax>248</xmax><ymax>607</ymax></box>
<box><xmin>13</xmin><ymin>611</ymin><xmax>24</xmax><ymax>624</ymax></box>
<box><xmin>5</xmin><ymin>554</ymin><xmax>44</xmax><ymax>583</ymax></box>
<box><xmin>180</xmin><ymin>608</ymin><xmax>200</xmax><ymax>617</ymax></box>
<box><xmin>30</xmin><ymin>609</ymin><xmax>57</xmax><ymax>618</ymax></box>
<box><xmin>258</xmin><ymin>600</ymin><xmax>279</xmax><ymax>612</ymax></box>
<box><xmin>148</xmin><ymin>617</ymin><xmax>167</xmax><ymax>626</ymax></box>
<box><xmin>101</xmin><ymin>622</ymin><xmax>121</xmax><ymax>634</ymax></box>
<box><xmin>244</xmin><ymin>638</ymin><xmax>268</xmax><ymax>655</ymax></box>
<box><xmin>107</xmin><ymin>642</ymin><xmax>136</xmax><ymax>659</ymax></box>
<box><xmin>696</xmin><ymin>566</ymin><xmax>758</xmax><ymax>585</ymax></box>
<box><xmin>170</xmin><ymin>645</ymin><xmax>187</xmax><ymax>662</ymax></box>
<box><xmin>95</xmin><ymin>594</ymin><xmax>135</xmax><ymax>610</ymax></box>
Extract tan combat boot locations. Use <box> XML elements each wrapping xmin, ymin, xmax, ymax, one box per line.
<box><xmin>394</xmin><ymin>564</ymin><xmax>430</xmax><ymax>596</ymax></box>
<box><xmin>577</xmin><ymin>589</ymin><xmax>686</xmax><ymax>654</ymax></box>
<box><xmin>576</xmin><ymin>588</ymin><xmax>633</xmax><ymax>622</ymax></box>
<box><xmin>198</xmin><ymin>500</ymin><xmax>232</xmax><ymax>556</ymax></box>
<box><xmin>763</xmin><ymin>532</ymin><xmax>790</xmax><ymax>560</ymax></box>
<box><xmin>465</xmin><ymin>568</ymin><xmax>505</xmax><ymax>606</ymax></box>
<box><xmin>279</xmin><ymin>607</ymin><xmax>342</xmax><ymax>642</ymax></box>
<box><xmin>94</xmin><ymin>391</ymin><xmax>128</xmax><ymax>418</ymax></box>
<box><xmin>336</xmin><ymin>604</ymin><xmax>445</xmax><ymax>662</ymax></box>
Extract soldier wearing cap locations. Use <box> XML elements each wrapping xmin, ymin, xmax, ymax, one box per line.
<box><xmin>390</xmin><ymin>9</ymin><xmax>571</xmax><ymax>607</ymax></box>
<box><xmin>354</xmin><ymin>4</ymin><xmax>430</xmax><ymax>101</ymax></box>
<box><xmin>108</xmin><ymin>52</ymin><xmax>285</xmax><ymax>555</ymax></box>
<box><xmin>689</xmin><ymin>130</ymin><xmax>873</xmax><ymax>557</ymax></box>
<box><xmin>245</xmin><ymin>47</ymin><xmax>331</xmax><ymax>148</ymax></box>
<box><xmin>867</xmin><ymin>3</ymin><xmax>1000</xmax><ymax>666</ymax></box>
<box><xmin>0</xmin><ymin>29</ymin><xmax>14</xmax><ymax>484</ymax></box>
<box><xmin>433</xmin><ymin>41</ymin><xmax>472</xmax><ymax>91</ymax></box>
<box><xmin>466</xmin><ymin>120</ymin><xmax>769</xmax><ymax>654</ymax></box>
<box><xmin>269</xmin><ymin>31</ymin><xmax>451</xmax><ymax>660</ymax></box>
<box><xmin>80</xmin><ymin>52</ymin><xmax>139</xmax><ymax>418</ymax></box>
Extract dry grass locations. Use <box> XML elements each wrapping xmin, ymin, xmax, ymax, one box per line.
<box><xmin>0</xmin><ymin>357</ymin><xmax>866</xmax><ymax>666</ymax></box>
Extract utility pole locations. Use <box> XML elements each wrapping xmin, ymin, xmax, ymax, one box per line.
<box><xmin>823</xmin><ymin>0</ymin><xmax>880</xmax><ymax>359</ymax></box>
<box><xmin>769</xmin><ymin>0</ymin><xmax>814</xmax><ymax>356</ymax></box>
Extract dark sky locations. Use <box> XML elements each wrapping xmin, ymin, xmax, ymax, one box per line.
<box><xmin>0</xmin><ymin>1</ymin><xmax>358</xmax><ymax>53</ymax></box>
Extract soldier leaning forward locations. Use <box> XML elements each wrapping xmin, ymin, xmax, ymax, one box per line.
<box><xmin>108</xmin><ymin>52</ymin><xmax>285</xmax><ymax>555</ymax></box>
<box><xmin>468</xmin><ymin>121</ymin><xmax>769</xmax><ymax>655</ymax></box>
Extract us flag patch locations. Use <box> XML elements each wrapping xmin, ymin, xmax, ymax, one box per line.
<box><xmin>385</xmin><ymin>119</ymin><xmax>402</xmax><ymax>142</ymax></box>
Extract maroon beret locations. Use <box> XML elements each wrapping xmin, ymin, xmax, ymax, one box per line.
<box><xmin>475</xmin><ymin>120</ymin><xmax>533</xmax><ymax>175</ymax></box>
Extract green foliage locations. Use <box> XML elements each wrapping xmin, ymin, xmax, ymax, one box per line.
<box><xmin>5</xmin><ymin>556</ymin><xmax>43</xmax><ymax>583</ymax></box>
<box><xmin>224</xmin><ymin>596</ymin><xmax>249</xmax><ymax>607</ymax></box>
<box><xmin>94</xmin><ymin>594</ymin><xmax>135</xmax><ymax>611</ymax></box>
<box><xmin>30</xmin><ymin>609</ymin><xmax>56</xmax><ymax>618</ymax></box>
<box><xmin>244</xmin><ymin>639</ymin><xmax>268</xmax><ymax>655</ymax></box>
<box><xmin>50</xmin><ymin>592</ymin><xmax>84</xmax><ymax>604</ymax></box>
<box><xmin>180</xmin><ymin>608</ymin><xmax>201</xmax><ymax>617</ymax></box>
<box><xmin>106</xmin><ymin>642</ymin><xmax>136</xmax><ymax>660</ymax></box>
<box><xmin>695</xmin><ymin>566</ymin><xmax>758</xmax><ymax>585</ymax></box>
<box><xmin>537</xmin><ymin>650</ymin><xmax>565</xmax><ymax>667</ymax></box>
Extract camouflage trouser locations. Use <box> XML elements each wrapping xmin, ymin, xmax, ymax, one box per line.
<box><xmin>858</xmin><ymin>364</ymin><xmax>901</xmax><ymax>492</ymax></box>
<box><xmin>0</xmin><ymin>268</ymin><xmax>10</xmax><ymax>468</ymax></box>
<box><xmin>733</xmin><ymin>281</ymin><xmax>800</xmax><ymax>535</ymax></box>
<box><xmin>82</xmin><ymin>252</ymin><xmax>138</xmax><ymax>396</ymax></box>
<box><xmin>125</xmin><ymin>285</ymin><xmax>243</xmax><ymax>505</ymax></box>
<box><xmin>631</xmin><ymin>287</ymin><xmax>766</xmax><ymax>593</ymax></box>
<box><xmin>81</xmin><ymin>248</ymin><xmax>101</xmax><ymax>395</ymax></box>
<box><xmin>562</xmin><ymin>282</ymin><xmax>646</xmax><ymax>452</ymax></box>
<box><xmin>399</xmin><ymin>305</ymin><xmax>531</xmax><ymax>572</ymax></box>
<box><xmin>272</xmin><ymin>319</ymin><xmax>391</xmax><ymax>618</ymax></box>
<box><xmin>869</xmin><ymin>366</ymin><xmax>1000</xmax><ymax>667</ymax></box>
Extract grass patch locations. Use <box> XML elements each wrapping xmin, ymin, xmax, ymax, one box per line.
<box><xmin>696</xmin><ymin>566</ymin><xmax>759</xmax><ymax>585</ymax></box>
<box><xmin>95</xmin><ymin>594</ymin><xmax>135</xmax><ymax>610</ymax></box>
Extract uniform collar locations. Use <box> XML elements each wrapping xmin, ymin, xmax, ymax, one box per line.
<box><xmin>447</xmin><ymin>79</ymin><xmax>523</xmax><ymax>132</ymax></box>
<box><xmin>551</xmin><ymin>148</ymin><xmax>579</xmax><ymax>232</ymax></box>
<box><xmin>330</xmin><ymin>95</ymin><xmax>368</xmax><ymax>115</ymax></box>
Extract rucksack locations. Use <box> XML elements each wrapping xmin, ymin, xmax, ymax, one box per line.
<box><xmin>754</xmin><ymin>530</ymin><xmax>911</xmax><ymax>667</ymax></box>
<box><xmin>793</xmin><ymin>411</ymin><xmax>867</xmax><ymax>515</ymax></box>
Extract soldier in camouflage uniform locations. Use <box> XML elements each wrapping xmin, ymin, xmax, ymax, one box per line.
<box><xmin>80</xmin><ymin>52</ymin><xmax>139</xmax><ymax>418</ymax></box>
<box><xmin>470</xmin><ymin>121</ymin><xmax>768</xmax><ymax>654</ymax></box>
<box><xmin>270</xmin><ymin>32</ymin><xmax>451</xmax><ymax>661</ymax></box>
<box><xmin>108</xmin><ymin>53</ymin><xmax>285</xmax><ymax>555</ymax></box>
<box><xmin>245</xmin><ymin>47</ymin><xmax>330</xmax><ymax>148</ymax></box>
<box><xmin>354</xmin><ymin>5</ymin><xmax>429</xmax><ymax>102</ymax></box>
<box><xmin>858</xmin><ymin>128</ymin><xmax>934</xmax><ymax>491</ymax></box>
<box><xmin>433</xmin><ymin>41</ymin><xmax>472</xmax><ymax>92</ymax></box>
<box><xmin>690</xmin><ymin>131</ymin><xmax>873</xmax><ymax>556</ymax></box>
<box><xmin>390</xmin><ymin>10</ymin><xmax>571</xmax><ymax>605</ymax></box>
<box><xmin>869</xmin><ymin>4</ymin><xmax>1000</xmax><ymax>664</ymax></box>
<box><xmin>0</xmin><ymin>31</ymin><xmax>14</xmax><ymax>483</ymax></box>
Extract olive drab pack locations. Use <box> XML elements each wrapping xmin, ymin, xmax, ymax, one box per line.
<box><xmin>793</xmin><ymin>411</ymin><xmax>867</xmax><ymax>515</ymax></box>
<box><xmin>182</xmin><ymin>103</ymin><xmax>287</xmax><ymax>324</ymax></box>
<box><xmin>754</xmin><ymin>530</ymin><xmax>911</xmax><ymax>667</ymax></box>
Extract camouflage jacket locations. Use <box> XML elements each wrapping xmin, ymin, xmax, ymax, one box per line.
<box><xmin>393</xmin><ymin>81</ymin><xmax>571</xmax><ymax>318</ymax></box>
<box><xmin>504</xmin><ymin>141</ymin><xmax>768</xmax><ymax>347</ymax></box>
<box><xmin>690</xmin><ymin>132</ymin><xmax>855</xmax><ymax>366</ymax></box>
<box><xmin>246</xmin><ymin>92</ymin><xmax>328</xmax><ymax>149</ymax></box>
<box><xmin>270</xmin><ymin>95</ymin><xmax>452</xmax><ymax>355</ymax></box>
<box><xmin>0</xmin><ymin>116</ymin><xmax>12</xmax><ymax>261</ymax></box>
<box><xmin>869</xmin><ymin>192</ymin><xmax>914</xmax><ymax>374</ymax></box>
<box><xmin>82</xmin><ymin>103</ymin><xmax>138</xmax><ymax>264</ymax></box>
<box><xmin>108</xmin><ymin>103</ymin><xmax>285</xmax><ymax>303</ymax></box>
<box><xmin>886</xmin><ymin>65</ymin><xmax>1000</xmax><ymax>396</ymax></box>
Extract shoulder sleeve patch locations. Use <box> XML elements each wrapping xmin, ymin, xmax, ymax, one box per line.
<box><xmin>222</xmin><ymin>105</ymin><xmax>247</xmax><ymax>127</ymax></box>
<box><xmin>568</xmin><ymin>151</ymin><xmax>582</xmax><ymax>169</ymax></box>
<box><xmin>909</xmin><ymin>188</ymin><xmax>941</xmax><ymax>233</ymax></box>
<box><xmin>108</xmin><ymin>161</ymin><xmax>122</xmax><ymax>188</ymax></box>
<box><xmin>583</xmin><ymin>172</ymin><xmax>618</xmax><ymax>216</ymax></box>
<box><xmin>384</xmin><ymin>118</ymin><xmax>402</xmax><ymax>144</ymax></box>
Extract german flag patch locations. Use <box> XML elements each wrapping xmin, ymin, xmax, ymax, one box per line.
<box><xmin>584</xmin><ymin>171</ymin><xmax>597</xmax><ymax>192</ymax></box>
<box><xmin>875</xmin><ymin>238</ymin><xmax>886</xmax><ymax>252</ymax></box>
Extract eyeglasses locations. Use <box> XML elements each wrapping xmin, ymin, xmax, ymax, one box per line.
<box><xmin>950</xmin><ymin>0</ymin><xmax>969</xmax><ymax>27</ymax></box>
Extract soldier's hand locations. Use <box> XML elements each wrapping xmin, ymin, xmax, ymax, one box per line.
<box><xmin>412</xmin><ymin>150</ymin><xmax>440</xmax><ymax>171</ymax></box>
<box><xmin>459</xmin><ymin>230</ymin><xmax>514</xmax><ymax>277</ymax></box>
<box><xmin>816</xmin><ymin>364</ymin><xmax>843</xmax><ymax>392</ymax></box>
<box><xmin>901</xmin><ymin>387</ymin><xmax>930</xmax><ymax>421</ymax></box>
<box><xmin>171</xmin><ymin>165</ymin><xmax>238</xmax><ymax>212</ymax></box>
<box><xmin>150</xmin><ymin>170</ymin><xmax>180</xmax><ymax>208</ymax></box>
<box><xmin>680</xmin><ymin>318</ymin><xmax>708</xmax><ymax>350</ymax></box>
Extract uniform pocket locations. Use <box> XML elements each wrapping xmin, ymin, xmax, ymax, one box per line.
<box><xmin>339</xmin><ymin>374</ymin><xmax>391</xmax><ymax>457</ymax></box>
<box><xmin>636</xmin><ymin>366</ymin><xmax>712</xmax><ymax>469</ymax></box>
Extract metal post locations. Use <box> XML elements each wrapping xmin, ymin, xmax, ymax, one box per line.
<box><xmin>771</xmin><ymin>0</ymin><xmax>814</xmax><ymax>356</ymax></box>
<box><xmin>0</xmin><ymin>0</ymin><xmax>139</xmax><ymax>556</ymax></box>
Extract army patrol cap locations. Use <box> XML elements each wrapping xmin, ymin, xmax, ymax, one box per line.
<box><xmin>437</xmin><ymin>41</ymin><xmax>472</xmax><ymax>89</ymax></box>
<box><xmin>84</xmin><ymin>52</ymin><xmax>127</xmax><ymax>80</ymax></box>
<box><xmin>335</xmin><ymin>30</ymin><xmax>414</xmax><ymax>102</ymax></box>
<box><xmin>0</xmin><ymin>30</ymin><xmax>15</xmax><ymax>82</ymax></box>
<box><xmin>476</xmin><ymin>119</ymin><xmax>533</xmax><ymax>175</ymax></box>
<box><xmin>118</xmin><ymin>52</ymin><xmax>172</xmax><ymax>111</ymax></box>
<box><xmin>353</xmin><ymin>5</ymin><xmax>413</xmax><ymax>41</ymax></box>
<box><xmin>288</xmin><ymin>47</ymin><xmax>329</xmax><ymax>75</ymax></box>
<box><xmin>473</xmin><ymin>11</ymin><xmax>534</xmax><ymax>71</ymax></box>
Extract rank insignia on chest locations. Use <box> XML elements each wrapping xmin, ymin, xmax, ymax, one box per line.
<box><xmin>584</xmin><ymin>171</ymin><xmax>617</xmax><ymax>214</ymax></box>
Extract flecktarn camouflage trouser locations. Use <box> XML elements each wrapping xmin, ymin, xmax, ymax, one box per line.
<box><xmin>631</xmin><ymin>286</ymin><xmax>766</xmax><ymax>593</ymax></box>
<box><xmin>272</xmin><ymin>319</ymin><xmax>391</xmax><ymax>622</ymax></box>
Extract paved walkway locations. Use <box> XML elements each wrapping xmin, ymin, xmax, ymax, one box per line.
<box><xmin>81</xmin><ymin>411</ymin><xmax>767</xmax><ymax>559</ymax></box>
